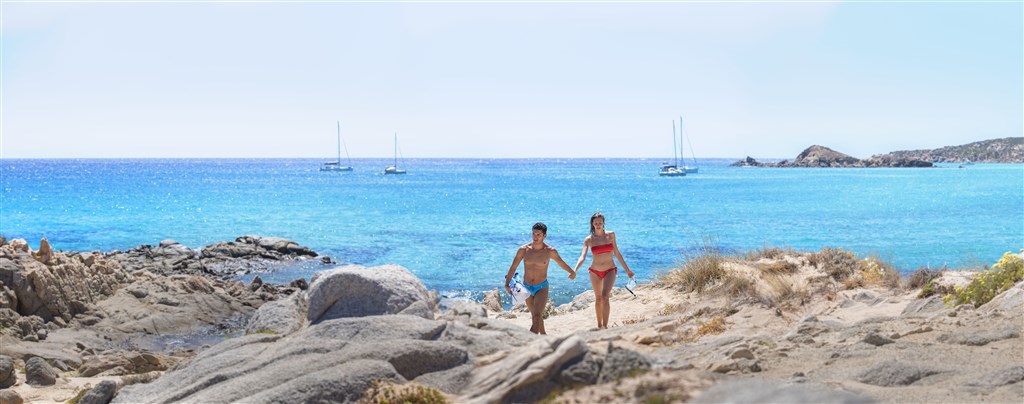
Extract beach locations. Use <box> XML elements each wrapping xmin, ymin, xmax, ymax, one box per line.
<box><xmin>1</xmin><ymin>237</ymin><xmax>1021</xmax><ymax>403</ymax></box>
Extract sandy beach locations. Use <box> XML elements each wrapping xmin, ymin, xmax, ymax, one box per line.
<box><xmin>1</xmin><ymin>238</ymin><xmax>1022</xmax><ymax>403</ymax></box>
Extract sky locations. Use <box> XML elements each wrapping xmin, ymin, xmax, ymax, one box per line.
<box><xmin>1</xmin><ymin>1</ymin><xmax>1021</xmax><ymax>159</ymax></box>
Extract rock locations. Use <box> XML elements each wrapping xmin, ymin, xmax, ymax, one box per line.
<box><xmin>938</xmin><ymin>327</ymin><xmax>1020</xmax><ymax>346</ymax></box>
<box><xmin>482</xmin><ymin>289</ymin><xmax>503</xmax><ymax>313</ymax></box>
<box><xmin>306</xmin><ymin>264</ymin><xmax>431</xmax><ymax>323</ymax></box>
<box><xmin>965</xmin><ymin>365</ymin><xmax>1024</xmax><ymax>389</ymax></box>
<box><xmin>901</xmin><ymin>296</ymin><xmax>947</xmax><ymax>317</ymax></box>
<box><xmin>78</xmin><ymin>380</ymin><xmax>117</xmax><ymax>404</ymax></box>
<box><xmin>126</xmin><ymin>287</ymin><xmax>148</xmax><ymax>299</ymax></box>
<box><xmin>729</xmin><ymin>347</ymin><xmax>756</xmax><ymax>360</ymax></box>
<box><xmin>245</xmin><ymin>292</ymin><xmax>308</xmax><ymax>336</ymax></box>
<box><xmin>0</xmin><ymin>390</ymin><xmax>24</xmax><ymax>404</ymax></box>
<box><xmin>693</xmin><ymin>379</ymin><xmax>873</xmax><ymax>403</ymax></box>
<box><xmin>0</xmin><ymin>355</ymin><xmax>15</xmax><ymax>388</ymax></box>
<box><xmin>34</xmin><ymin>238</ymin><xmax>54</xmax><ymax>265</ymax></box>
<box><xmin>597</xmin><ymin>344</ymin><xmax>652</xmax><ymax>383</ymax></box>
<box><xmin>460</xmin><ymin>335</ymin><xmax>588</xmax><ymax>403</ymax></box>
<box><xmin>558</xmin><ymin>351</ymin><xmax>603</xmax><ymax>386</ymax></box>
<box><xmin>730</xmin><ymin>156</ymin><xmax>764</xmax><ymax>167</ymax></box>
<box><xmin>289</xmin><ymin>278</ymin><xmax>309</xmax><ymax>290</ymax></box>
<box><xmin>856</xmin><ymin>359</ymin><xmax>942</xmax><ymax>387</ymax></box>
<box><xmin>442</xmin><ymin>299</ymin><xmax>488</xmax><ymax>321</ymax></box>
<box><xmin>24</xmin><ymin>356</ymin><xmax>58</xmax><ymax>386</ymax></box>
<box><xmin>862</xmin><ymin>332</ymin><xmax>894</xmax><ymax>346</ymax></box>
<box><xmin>113</xmin><ymin>315</ymin><xmax>470</xmax><ymax>403</ymax></box>
<box><xmin>249</xmin><ymin>275</ymin><xmax>264</xmax><ymax>292</ymax></box>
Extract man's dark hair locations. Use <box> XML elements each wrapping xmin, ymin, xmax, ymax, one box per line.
<box><xmin>532</xmin><ymin>222</ymin><xmax>547</xmax><ymax>234</ymax></box>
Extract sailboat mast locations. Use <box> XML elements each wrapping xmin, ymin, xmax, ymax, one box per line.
<box><xmin>679</xmin><ymin>115</ymin><xmax>684</xmax><ymax>165</ymax></box>
<box><xmin>336</xmin><ymin>121</ymin><xmax>342</xmax><ymax>164</ymax></box>
<box><xmin>672</xmin><ymin>120</ymin><xmax>678</xmax><ymax>166</ymax></box>
<box><xmin>394</xmin><ymin>133</ymin><xmax>398</xmax><ymax>167</ymax></box>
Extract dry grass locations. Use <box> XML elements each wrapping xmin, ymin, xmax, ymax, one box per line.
<box><xmin>619</xmin><ymin>314</ymin><xmax>649</xmax><ymax>326</ymax></box>
<box><xmin>907</xmin><ymin>267</ymin><xmax>941</xmax><ymax>289</ymax></box>
<box><xmin>759</xmin><ymin>259</ymin><xmax>799</xmax><ymax>275</ymax></box>
<box><xmin>809</xmin><ymin>247</ymin><xmax>862</xmax><ymax>281</ymax></box>
<box><xmin>656</xmin><ymin>235</ymin><xmax>727</xmax><ymax>293</ymax></box>
<box><xmin>696</xmin><ymin>316</ymin><xmax>726</xmax><ymax>336</ymax></box>
<box><xmin>745</xmin><ymin>246</ymin><xmax>798</xmax><ymax>261</ymax></box>
<box><xmin>359</xmin><ymin>381</ymin><xmax>448</xmax><ymax>404</ymax></box>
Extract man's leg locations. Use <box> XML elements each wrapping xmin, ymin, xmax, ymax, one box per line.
<box><xmin>531</xmin><ymin>286</ymin><xmax>549</xmax><ymax>335</ymax></box>
<box><xmin>525</xmin><ymin>294</ymin><xmax>537</xmax><ymax>334</ymax></box>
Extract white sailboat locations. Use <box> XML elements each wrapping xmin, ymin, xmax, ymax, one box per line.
<box><xmin>659</xmin><ymin>120</ymin><xmax>685</xmax><ymax>176</ymax></box>
<box><xmin>383</xmin><ymin>132</ymin><xmax>407</xmax><ymax>175</ymax></box>
<box><xmin>320</xmin><ymin>120</ymin><xmax>353</xmax><ymax>172</ymax></box>
<box><xmin>679</xmin><ymin>114</ymin><xmax>699</xmax><ymax>174</ymax></box>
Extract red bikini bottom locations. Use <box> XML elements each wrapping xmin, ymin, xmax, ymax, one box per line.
<box><xmin>589</xmin><ymin>267</ymin><xmax>617</xmax><ymax>279</ymax></box>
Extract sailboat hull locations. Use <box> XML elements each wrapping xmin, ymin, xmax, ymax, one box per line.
<box><xmin>320</xmin><ymin>165</ymin><xmax>353</xmax><ymax>172</ymax></box>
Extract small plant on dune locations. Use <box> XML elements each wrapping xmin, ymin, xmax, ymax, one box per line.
<box><xmin>122</xmin><ymin>371</ymin><xmax>162</xmax><ymax>386</ymax></box>
<box><xmin>657</xmin><ymin>303</ymin><xmax>683</xmax><ymax>317</ymax></box>
<box><xmin>944</xmin><ymin>251</ymin><xmax>1024</xmax><ymax>308</ymax></box>
<box><xmin>907</xmin><ymin>267</ymin><xmax>941</xmax><ymax>290</ymax></box>
<box><xmin>746</xmin><ymin>246</ymin><xmax>797</xmax><ymax>261</ymax></box>
<box><xmin>696</xmin><ymin>316</ymin><xmax>726</xmax><ymax>336</ymax></box>
<box><xmin>810</xmin><ymin>247</ymin><xmax>862</xmax><ymax>281</ymax></box>
<box><xmin>359</xmin><ymin>380</ymin><xmax>448</xmax><ymax>404</ymax></box>
<box><xmin>714</xmin><ymin>274</ymin><xmax>756</xmax><ymax>298</ymax></box>
<box><xmin>621</xmin><ymin>314</ymin><xmax>649</xmax><ymax>325</ymax></box>
<box><xmin>656</xmin><ymin>235</ymin><xmax>727</xmax><ymax>293</ymax></box>
<box><xmin>759</xmin><ymin>259</ymin><xmax>799</xmax><ymax>275</ymax></box>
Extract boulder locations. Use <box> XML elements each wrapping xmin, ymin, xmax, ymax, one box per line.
<box><xmin>482</xmin><ymin>289</ymin><xmax>503</xmax><ymax>313</ymax></box>
<box><xmin>306</xmin><ymin>265</ymin><xmax>431</xmax><ymax>323</ymax></box>
<box><xmin>0</xmin><ymin>390</ymin><xmax>24</xmax><ymax>404</ymax></box>
<box><xmin>597</xmin><ymin>344</ymin><xmax>652</xmax><ymax>383</ymax></box>
<box><xmin>245</xmin><ymin>292</ymin><xmax>308</xmax><ymax>336</ymax></box>
<box><xmin>78</xmin><ymin>380</ymin><xmax>117</xmax><ymax>404</ymax></box>
<box><xmin>24</xmin><ymin>356</ymin><xmax>58</xmax><ymax>386</ymax></box>
<box><xmin>460</xmin><ymin>335</ymin><xmax>588</xmax><ymax>403</ymax></box>
<box><xmin>0</xmin><ymin>355</ymin><xmax>14</xmax><ymax>388</ymax></box>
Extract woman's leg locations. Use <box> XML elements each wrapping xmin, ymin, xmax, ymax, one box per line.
<box><xmin>601</xmin><ymin>270</ymin><xmax>617</xmax><ymax>327</ymax></box>
<box><xmin>531</xmin><ymin>286</ymin><xmax>549</xmax><ymax>335</ymax></box>
<box><xmin>590</xmin><ymin>271</ymin><xmax>605</xmax><ymax>328</ymax></box>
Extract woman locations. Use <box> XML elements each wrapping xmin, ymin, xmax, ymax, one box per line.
<box><xmin>573</xmin><ymin>212</ymin><xmax>634</xmax><ymax>329</ymax></box>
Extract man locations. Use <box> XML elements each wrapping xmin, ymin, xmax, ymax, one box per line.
<box><xmin>504</xmin><ymin>222</ymin><xmax>576</xmax><ymax>334</ymax></box>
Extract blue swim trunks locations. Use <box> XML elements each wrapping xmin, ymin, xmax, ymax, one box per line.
<box><xmin>523</xmin><ymin>280</ymin><xmax>549</xmax><ymax>296</ymax></box>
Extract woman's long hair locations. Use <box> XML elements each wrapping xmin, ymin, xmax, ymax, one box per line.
<box><xmin>590</xmin><ymin>212</ymin><xmax>605</xmax><ymax>235</ymax></box>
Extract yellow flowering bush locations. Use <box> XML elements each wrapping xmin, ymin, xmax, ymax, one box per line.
<box><xmin>944</xmin><ymin>251</ymin><xmax>1024</xmax><ymax>308</ymax></box>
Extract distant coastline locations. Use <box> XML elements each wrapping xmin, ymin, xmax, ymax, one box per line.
<box><xmin>732</xmin><ymin>137</ymin><xmax>1024</xmax><ymax>167</ymax></box>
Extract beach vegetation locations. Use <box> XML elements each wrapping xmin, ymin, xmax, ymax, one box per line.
<box><xmin>759</xmin><ymin>259</ymin><xmax>799</xmax><ymax>275</ymax></box>
<box><xmin>746</xmin><ymin>245</ymin><xmax>798</xmax><ymax>261</ymax></box>
<box><xmin>944</xmin><ymin>251</ymin><xmax>1024</xmax><ymax>308</ymax></box>
<box><xmin>809</xmin><ymin>247</ymin><xmax>861</xmax><ymax>281</ymax></box>
<box><xmin>67</xmin><ymin>386</ymin><xmax>90</xmax><ymax>404</ymax></box>
<box><xmin>122</xmin><ymin>371</ymin><xmax>162</xmax><ymax>386</ymax></box>
<box><xmin>656</xmin><ymin>235</ymin><xmax>727</xmax><ymax>293</ymax></box>
<box><xmin>657</xmin><ymin>303</ymin><xmax>683</xmax><ymax>317</ymax></box>
<box><xmin>907</xmin><ymin>267</ymin><xmax>941</xmax><ymax>290</ymax></box>
<box><xmin>696</xmin><ymin>316</ymin><xmax>726</xmax><ymax>336</ymax></box>
<box><xmin>620</xmin><ymin>314</ymin><xmax>648</xmax><ymax>325</ymax></box>
<box><xmin>359</xmin><ymin>380</ymin><xmax>448</xmax><ymax>404</ymax></box>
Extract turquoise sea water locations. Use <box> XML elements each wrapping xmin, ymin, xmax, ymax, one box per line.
<box><xmin>2</xmin><ymin>158</ymin><xmax>1022</xmax><ymax>304</ymax></box>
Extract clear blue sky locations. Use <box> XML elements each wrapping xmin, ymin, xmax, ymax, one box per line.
<box><xmin>2</xmin><ymin>1</ymin><xmax>1021</xmax><ymax>159</ymax></box>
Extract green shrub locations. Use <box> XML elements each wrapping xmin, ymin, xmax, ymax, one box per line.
<box><xmin>944</xmin><ymin>251</ymin><xmax>1024</xmax><ymax>308</ymax></box>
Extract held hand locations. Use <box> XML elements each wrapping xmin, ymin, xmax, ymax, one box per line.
<box><xmin>626</xmin><ymin>269</ymin><xmax>635</xmax><ymax>278</ymax></box>
<box><xmin>568</xmin><ymin>270</ymin><xmax>576</xmax><ymax>280</ymax></box>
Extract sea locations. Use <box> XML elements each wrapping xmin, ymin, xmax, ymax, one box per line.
<box><xmin>2</xmin><ymin>158</ymin><xmax>1022</xmax><ymax>305</ymax></box>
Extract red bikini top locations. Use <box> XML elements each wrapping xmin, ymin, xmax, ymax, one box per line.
<box><xmin>591</xmin><ymin>243</ymin><xmax>613</xmax><ymax>255</ymax></box>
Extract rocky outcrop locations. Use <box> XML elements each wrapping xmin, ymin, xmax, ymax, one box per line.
<box><xmin>116</xmin><ymin>236</ymin><xmax>319</xmax><ymax>279</ymax></box>
<box><xmin>731</xmin><ymin>145</ymin><xmax>933</xmax><ymax>168</ymax></box>
<box><xmin>875</xmin><ymin>137</ymin><xmax>1024</xmax><ymax>163</ymax></box>
<box><xmin>78</xmin><ymin>380</ymin><xmax>117</xmax><ymax>404</ymax></box>
<box><xmin>0</xmin><ymin>239</ymin><xmax>130</xmax><ymax>323</ymax></box>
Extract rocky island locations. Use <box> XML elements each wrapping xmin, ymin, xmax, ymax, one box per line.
<box><xmin>1</xmin><ymin>237</ymin><xmax>1022</xmax><ymax>403</ymax></box>
<box><xmin>733</xmin><ymin>137</ymin><xmax>1023</xmax><ymax>167</ymax></box>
